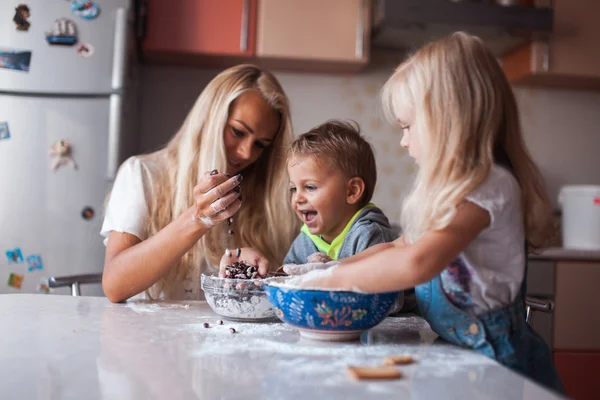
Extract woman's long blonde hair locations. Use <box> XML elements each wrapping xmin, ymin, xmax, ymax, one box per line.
<box><xmin>382</xmin><ymin>32</ymin><xmax>554</xmax><ymax>250</ymax></box>
<box><xmin>141</xmin><ymin>65</ymin><xmax>299</xmax><ymax>298</ymax></box>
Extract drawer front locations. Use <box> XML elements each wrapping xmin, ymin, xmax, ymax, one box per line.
<box><xmin>526</xmin><ymin>260</ymin><xmax>555</xmax><ymax>296</ymax></box>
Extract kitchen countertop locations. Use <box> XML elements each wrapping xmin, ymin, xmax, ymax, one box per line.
<box><xmin>529</xmin><ymin>247</ymin><xmax>600</xmax><ymax>262</ymax></box>
<box><xmin>0</xmin><ymin>294</ymin><xmax>564</xmax><ymax>400</ymax></box>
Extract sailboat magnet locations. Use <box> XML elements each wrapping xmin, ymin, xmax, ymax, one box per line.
<box><xmin>45</xmin><ymin>18</ymin><xmax>78</xmax><ymax>46</ymax></box>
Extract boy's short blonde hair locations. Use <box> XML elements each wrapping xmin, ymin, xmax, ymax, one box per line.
<box><xmin>288</xmin><ymin>120</ymin><xmax>377</xmax><ymax>208</ymax></box>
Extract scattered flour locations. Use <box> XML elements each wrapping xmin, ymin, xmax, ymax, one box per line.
<box><xmin>125</xmin><ymin>302</ymin><xmax>192</xmax><ymax>314</ymax></box>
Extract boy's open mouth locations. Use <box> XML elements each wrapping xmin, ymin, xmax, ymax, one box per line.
<box><xmin>301</xmin><ymin>211</ymin><xmax>317</xmax><ymax>224</ymax></box>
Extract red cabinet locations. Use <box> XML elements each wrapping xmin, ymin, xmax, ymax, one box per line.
<box><xmin>554</xmin><ymin>351</ymin><xmax>600</xmax><ymax>400</ymax></box>
<box><xmin>143</xmin><ymin>0</ymin><xmax>257</xmax><ymax>60</ymax></box>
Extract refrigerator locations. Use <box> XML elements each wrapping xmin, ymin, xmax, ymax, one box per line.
<box><xmin>0</xmin><ymin>0</ymin><xmax>137</xmax><ymax>296</ymax></box>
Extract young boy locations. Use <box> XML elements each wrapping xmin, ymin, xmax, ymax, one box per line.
<box><xmin>283</xmin><ymin>120</ymin><xmax>398</xmax><ymax>266</ymax></box>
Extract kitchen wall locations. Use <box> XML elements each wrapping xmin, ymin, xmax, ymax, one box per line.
<box><xmin>137</xmin><ymin>63</ymin><xmax>600</xmax><ymax>222</ymax></box>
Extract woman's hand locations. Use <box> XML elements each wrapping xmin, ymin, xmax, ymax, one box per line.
<box><xmin>192</xmin><ymin>170</ymin><xmax>242</xmax><ymax>228</ymax></box>
<box><xmin>218</xmin><ymin>247</ymin><xmax>271</xmax><ymax>278</ymax></box>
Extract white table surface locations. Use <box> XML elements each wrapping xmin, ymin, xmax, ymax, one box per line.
<box><xmin>0</xmin><ymin>294</ymin><xmax>564</xmax><ymax>400</ymax></box>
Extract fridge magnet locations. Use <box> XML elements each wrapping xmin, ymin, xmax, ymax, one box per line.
<box><xmin>76</xmin><ymin>43</ymin><xmax>94</xmax><ymax>58</ymax></box>
<box><xmin>26</xmin><ymin>255</ymin><xmax>43</xmax><ymax>272</ymax></box>
<box><xmin>48</xmin><ymin>139</ymin><xmax>78</xmax><ymax>171</ymax></box>
<box><xmin>13</xmin><ymin>4</ymin><xmax>31</xmax><ymax>31</ymax></box>
<box><xmin>81</xmin><ymin>206</ymin><xmax>95</xmax><ymax>220</ymax></box>
<box><xmin>45</xmin><ymin>18</ymin><xmax>78</xmax><ymax>46</ymax></box>
<box><xmin>71</xmin><ymin>1</ymin><xmax>100</xmax><ymax>21</ymax></box>
<box><xmin>0</xmin><ymin>122</ymin><xmax>10</xmax><ymax>140</ymax></box>
<box><xmin>0</xmin><ymin>47</ymin><xmax>32</xmax><ymax>72</ymax></box>
<box><xmin>8</xmin><ymin>273</ymin><xmax>24</xmax><ymax>289</ymax></box>
<box><xmin>36</xmin><ymin>278</ymin><xmax>50</xmax><ymax>294</ymax></box>
<box><xmin>5</xmin><ymin>248</ymin><xmax>24</xmax><ymax>264</ymax></box>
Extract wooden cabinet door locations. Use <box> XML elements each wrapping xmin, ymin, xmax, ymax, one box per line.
<box><xmin>503</xmin><ymin>0</ymin><xmax>600</xmax><ymax>90</ymax></box>
<box><xmin>143</xmin><ymin>0</ymin><xmax>257</xmax><ymax>56</ymax></box>
<box><xmin>554</xmin><ymin>351</ymin><xmax>600</xmax><ymax>400</ymax></box>
<box><xmin>554</xmin><ymin>261</ymin><xmax>600</xmax><ymax>350</ymax></box>
<box><xmin>256</xmin><ymin>0</ymin><xmax>369</xmax><ymax>62</ymax></box>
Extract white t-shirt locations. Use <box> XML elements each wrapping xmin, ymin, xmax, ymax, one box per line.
<box><xmin>440</xmin><ymin>164</ymin><xmax>525</xmax><ymax>314</ymax></box>
<box><xmin>101</xmin><ymin>156</ymin><xmax>205</xmax><ymax>301</ymax></box>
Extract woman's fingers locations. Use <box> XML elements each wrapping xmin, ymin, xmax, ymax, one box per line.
<box><xmin>192</xmin><ymin>170</ymin><xmax>243</xmax><ymax>226</ymax></box>
<box><xmin>209</xmin><ymin>190</ymin><xmax>240</xmax><ymax>214</ymax></box>
<box><xmin>204</xmin><ymin>174</ymin><xmax>243</xmax><ymax>205</ymax></box>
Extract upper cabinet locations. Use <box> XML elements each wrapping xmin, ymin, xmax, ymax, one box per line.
<box><xmin>141</xmin><ymin>0</ymin><xmax>369</xmax><ymax>72</ymax></box>
<box><xmin>143</xmin><ymin>0</ymin><xmax>257</xmax><ymax>60</ymax></box>
<box><xmin>503</xmin><ymin>0</ymin><xmax>600</xmax><ymax>90</ymax></box>
<box><xmin>255</xmin><ymin>0</ymin><xmax>370</xmax><ymax>71</ymax></box>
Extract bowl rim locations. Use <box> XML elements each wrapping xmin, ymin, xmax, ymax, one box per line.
<box><xmin>262</xmin><ymin>276</ymin><xmax>401</xmax><ymax>297</ymax></box>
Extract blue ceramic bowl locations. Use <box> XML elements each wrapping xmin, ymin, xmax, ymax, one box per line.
<box><xmin>264</xmin><ymin>278</ymin><xmax>401</xmax><ymax>341</ymax></box>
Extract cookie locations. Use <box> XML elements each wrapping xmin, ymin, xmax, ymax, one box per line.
<box><xmin>383</xmin><ymin>355</ymin><xmax>415</xmax><ymax>365</ymax></box>
<box><xmin>347</xmin><ymin>366</ymin><xmax>401</xmax><ymax>380</ymax></box>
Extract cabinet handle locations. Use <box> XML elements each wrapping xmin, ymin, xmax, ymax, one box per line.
<box><xmin>240</xmin><ymin>0</ymin><xmax>250</xmax><ymax>52</ymax></box>
<box><xmin>542</xmin><ymin>40</ymin><xmax>550</xmax><ymax>72</ymax></box>
<box><xmin>355</xmin><ymin>0</ymin><xmax>366</xmax><ymax>59</ymax></box>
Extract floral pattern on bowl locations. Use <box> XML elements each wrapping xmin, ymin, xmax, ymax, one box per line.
<box><xmin>264</xmin><ymin>279</ymin><xmax>399</xmax><ymax>341</ymax></box>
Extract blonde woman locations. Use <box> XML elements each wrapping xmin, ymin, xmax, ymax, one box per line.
<box><xmin>288</xmin><ymin>33</ymin><xmax>563</xmax><ymax>393</ymax></box>
<box><xmin>101</xmin><ymin>65</ymin><xmax>299</xmax><ymax>303</ymax></box>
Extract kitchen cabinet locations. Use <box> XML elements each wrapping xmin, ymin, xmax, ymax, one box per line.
<box><xmin>141</xmin><ymin>0</ymin><xmax>369</xmax><ymax>72</ymax></box>
<box><xmin>255</xmin><ymin>0</ymin><xmax>370</xmax><ymax>72</ymax></box>
<box><xmin>503</xmin><ymin>0</ymin><xmax>600</xmax><ymax>90</ymax></box>
<box><xmin>554</xmin><ymin>351</ymin><xmax>600</xmax><ymax>400</ymax></box>
<box><xmin>143</xmin><ymin>0</ymin><xmax>257</xmax><ymax>63</ymax></box>
<box><xmin>554</xmin><ymin>261</ymin><xmax>600</xmax><ymax>350</ymax></box>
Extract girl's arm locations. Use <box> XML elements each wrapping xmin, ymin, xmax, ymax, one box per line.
<box><xmin>322</xmin><ymin>202</ymin><xmax>490</xmax><ymax>293</ymax></box>
<box><xmin>338</xmin><ymin>236</ymin><xmax>407</xmax><ymax>265</ymax></box>
<box><xmin>102</xmin><ymin>173</ymin><xmax>242</xmax><ymax>303</ymax></box>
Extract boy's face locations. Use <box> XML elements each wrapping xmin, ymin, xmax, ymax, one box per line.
<box><xmin>288</xmin><ymin>156</ymin><xmax>357</xmax><ymax>243</ymax></box>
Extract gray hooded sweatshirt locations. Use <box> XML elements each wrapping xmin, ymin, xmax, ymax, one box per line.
<box><xmin>283</xmin><ymin>204</ymin><xmax>399</xmax><ymax>264</ymax></box>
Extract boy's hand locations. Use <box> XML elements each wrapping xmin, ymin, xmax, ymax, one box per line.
<box><xmin>307</xmin><ymin>252</ymin><xmax>333</xmax><ymax>263</ymax></box>
<box><xmin>218</xmin><ymin>247</ymin><xmax>270</xmax><ymax>278</ymax></box>
<box><xmin>282</xmin><ymin>260</ymin><xmax>340</xmax><ymax>276</ymax></box>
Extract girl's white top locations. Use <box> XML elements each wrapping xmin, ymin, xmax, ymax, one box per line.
<box><xmin>100</xmin><ymin>156</ymin><xmax>204</xmax><ymax>301</ymax></box>
<box><xmin>442</xmin><ymin>164</ymin><xmax>526</xmax><ymax>314</ymax></box>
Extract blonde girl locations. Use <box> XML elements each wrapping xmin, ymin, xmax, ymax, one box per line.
<box><xmin>286</xmin><ymin>33</ymin><xmax>563</xmax><ymax>393</ymax></box>
<box><xmin>101</xmin><ymin>65</ymin><xmax>299</xmax><ymax>303</ymax></box>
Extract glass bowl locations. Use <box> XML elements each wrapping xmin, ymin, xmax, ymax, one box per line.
<box><xmin>201</xmin><ymin>273</ymin><xmax>276</xmax><ymax>322</ymax></box>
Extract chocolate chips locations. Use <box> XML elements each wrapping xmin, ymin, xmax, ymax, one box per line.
<box><xmin>224</xmin><ymin>260</ymin><xmax>260</xmax><ymax>280</ymax></box>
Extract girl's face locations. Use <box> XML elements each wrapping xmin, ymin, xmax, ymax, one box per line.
<box><xmin>397</xmin><ymin>110</ymin><xmax>421</xmax><ymax>163</ymax></box>
<box><xmin>223</xmin><ymin>91</ymin><xmax>280</xmax><ymax>175</ymax></box>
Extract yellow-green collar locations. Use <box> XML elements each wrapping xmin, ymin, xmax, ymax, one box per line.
<box><xmin>300</xmin><ymin>203</ymin><xmax>375</xmax><ymax>260</ymax></box>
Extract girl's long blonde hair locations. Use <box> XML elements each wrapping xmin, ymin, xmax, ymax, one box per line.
<box><xmin>141</xmin><ymin>64</ymin><xmax>299</xmax><ymax>299</ymax></box>
<box><xmin>382</xmin><ymin>32</ymin><xmax>554</xmax><ymax>250</ymax></box>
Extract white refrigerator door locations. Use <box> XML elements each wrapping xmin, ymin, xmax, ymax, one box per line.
<box><xmin>0</xmin><ymin>94</ymin><xmax>113</xmax><ymax>296</ymax></box>
<box><xmin>0</xmin><ymin>0</ymin><xmax>130</xmax><ymax>94</ymax></box>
